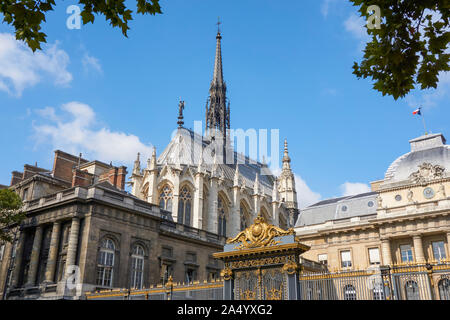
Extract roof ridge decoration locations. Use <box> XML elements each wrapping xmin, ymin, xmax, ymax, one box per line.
<box><xmin>409</xmin><ymin>162</ymin><xmax>445</xmax><ymax>184</ymax></box>
<box><xmin>226</xmin><ymin>213</ymin><xmax>295</xmax><ymax>250</ymax></box>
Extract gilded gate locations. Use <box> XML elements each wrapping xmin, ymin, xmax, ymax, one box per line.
<box><xmin>213</xmin><ymin>214</ymin><xmax>312</xmax><ymax>300</ymax></box>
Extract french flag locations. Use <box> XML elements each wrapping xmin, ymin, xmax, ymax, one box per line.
<box><xmin>413</xmin><ymin>108</ymin><xmax>421</xmax><ymax>115</ymax></box>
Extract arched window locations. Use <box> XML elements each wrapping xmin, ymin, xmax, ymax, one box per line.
<box><xmin>405</xmin><ymin>280</ymin><xmax>420</xmax><ymax>300</ymax></box>
<box><xmin>130</xmin><ymin>245</ymin><xmax>145</xmax><ymax>289</ymax></box>
<box><xmin>240</xmin><ymin>202</ymin><xmax>250</xmax><ymax>231</ymax></box>
<box><xmin>178</xmin><ymin>186</ymin><xmax>192</xmax><ymax>226</ymax></box>
<box><xmin>96</xmin><ymin>238</ymin><xmax>115</xmax><ymax>287</ymax></box>
<box><xmin>159</xmin><ymin>185</ymin><xmax>173</xmax><ymax>211</ymax></box>
<box><xmin>218</xmin><ymin>196</ymin><xmax>227</xmax><ymax>236</ymax></box>
<box><xmin>438</xmin><ymin>278</ymin><xmax>450</xmax><ymax>300</ymax></box>
<box><xmin>261</xmin><ymin>206</ymin><xmax>270</xmax><ymax>223</ymax></box>
<box><xmin>343</xmin><ymin>284</ymin><xmax>356</xmax><ymax>300</ymax></box>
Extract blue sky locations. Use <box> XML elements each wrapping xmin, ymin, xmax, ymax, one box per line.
<box><xmin>0</xmin><ymin>0</ymin><xmax>449</xmax><ymax>207</ymax></box>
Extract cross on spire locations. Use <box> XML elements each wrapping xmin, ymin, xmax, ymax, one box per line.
<box><xmin>217</xmin><ymin>17</ymin><xmax>221</xmax><ymax>34</ymax></box>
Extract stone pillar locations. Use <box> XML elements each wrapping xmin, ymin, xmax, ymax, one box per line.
<box><xmin>381</xmin><ymin>238</ymin><xmax>393</xmax><ymax>266</ymax></box>
<box><xmin>172</xmin><ymin>173</ymin><xmax>180</xmax><ymax>222</ymax></box>
<box><xmin>272</xmin><ymin>202</ymin><xmax>279</xmax><ymax>227</ymax></box>
<box><xmin>447</xmin><ymin>232</ymin><xmax>450</xmax><ymax>253</ymax></box>
<box><xmin>193</xmin><ymin>172</ymin><xmax>204</xmax><ymax>229</ymax></box>
<box><xmin>25</xmin><ymin>226</ymin><xmax>43</xmax><ymax>287</ymax></box>
<box><xmin>10</xmin><ymin>231</ymin><xmax>26</xmax><ymax>288</ymax></box>
<box><xmin>44</xmin><ymin>221</ymin><xmax>61</xmax><ymax>283</ymax></box>
<box><xmin>64</xmin><ymin>217</ymin><xmax>80</xmax><ymax>281</ymax></box>
<box><xmin>231</xmin><ymin>187</ymin><xmax>241</xmax><ymax>237</ymax></box>
<box><xmin>252</xmin><ymin>195</ymin><xmax>260</xmax><ymax>219</ymax></box>
<box><xmin>413</xmin><ymin>234</ymin><xmax>425</xmax><ymax>263</ymax></box>
<box><xmin>207</xmin><ymin>179</ymin><xmax>218</xmax><ymax>234</ymax></box>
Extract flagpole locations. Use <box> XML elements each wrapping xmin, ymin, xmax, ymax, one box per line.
<box><xmin>420</xmin><ymin>107</ymin><xmax>428</xmax><ymax>135</ymax></box>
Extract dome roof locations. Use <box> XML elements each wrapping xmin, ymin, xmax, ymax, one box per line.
<box><xmin>383</xmin><ymin>133</ymin><xmax>450</xmax><ymax>185</ymax></box>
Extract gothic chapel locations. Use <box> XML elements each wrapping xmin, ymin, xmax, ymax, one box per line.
<box><xmin>129</xmin><ymin>28</ymin><xmax>299</xmax><ymax>238</ymax></box>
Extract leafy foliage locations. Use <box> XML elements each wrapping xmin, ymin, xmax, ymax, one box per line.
<box><xmin>0</xmin><ymin>0</ymin><xmax>162</xmax><ymax>51</ymax></box>
<box><xmin>350</xmin><ymin>0</ymin><xmax>449</xmax><ymax>100</ymax></box>
<box><xmin>0</xmin><ymin>189</ymin><xmax>25</xmax><ymax>242</ymax></box>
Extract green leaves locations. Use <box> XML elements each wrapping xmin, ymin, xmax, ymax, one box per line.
<box><xmin>1</xmin><ymin>0</ymin><xmax>163</xmax><ymax>52</ymax></box>
<box><xmin>349</xmin><ymin>0</ymin><xmax>449</xmax><ymax>100</ymax></box>
<box><xmin>0</xmin><ymin>189</ymin><xmax>24</xmax><ymax>243</ymax></box>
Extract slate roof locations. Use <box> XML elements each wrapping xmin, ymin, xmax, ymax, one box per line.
<box><xmin>295</xmin><ymin>192</ymin><xmax>378</xmax><ymax>227</ymax></box>
<box><xmin>157</xmin><ymin>128</ymin><xmax>276</xmax><ymax>195</ymax></box>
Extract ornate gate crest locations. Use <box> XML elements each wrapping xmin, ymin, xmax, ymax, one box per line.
<box><xmin>213</xmin><ymin>214</ymin><xmax>310</xmax><ymax>300</ymax></box>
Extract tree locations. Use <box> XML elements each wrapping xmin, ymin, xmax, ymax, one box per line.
<box><xmin>0</xmin><ymin>189</ymin><xmax>25</xmax><ymax>243</ymax></box>
<box><xmin>0</xmin><ymin>0</ymin><xmax>162</xmax><ymax>52</ymax></box>
<box><xmin>350</xmin><ymin>0</ymin><xmax>449</xmax><ymax>100</ymax></box>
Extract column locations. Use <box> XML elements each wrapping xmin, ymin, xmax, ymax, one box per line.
<box><xmin>207</xmin><ymin>179</ymin><xmax>218</xmax><ymax>233</ymax></box>
<box><xmin>64</xmin><ymin>217</ymin><xmax>80</xmax><ymax>281</ymax></box>
<box><xmin>25</xmin><ymin>226</ymin><xmax>43</xmax><ymax>286</ymax></box>
<box><xmin>172</xmin><ymin>173</ymin><xmax>180</xmax><ymax>222</ymax></box>
<box><xmin>193</xmin><ymin>173</ymin><xmax>204</xmax><ymax>229</ymax></box>
<box><xmin>10</xmin><ymin>231</ymin><xmax>26</xmax><ymax>288</ymax></box>
<box><xmin>381</xmin><ymin>238</ymin><xmax>393</xmax><ymax>266</ymax></box>
<box><xmin>413</xmin><ymin>234</ymin><xmax>425</xmax><ymax>263</ymax></box>
<box><xmin>44</xmin><ymin>221</ymin><xmax>61</xmax><ymax>283</ymax></box>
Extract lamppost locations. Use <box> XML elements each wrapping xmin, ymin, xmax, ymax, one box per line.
<box><xmin>165</xmin><ymin>275</ymin><xmax>173</xmax><ymax>300</ymax></box>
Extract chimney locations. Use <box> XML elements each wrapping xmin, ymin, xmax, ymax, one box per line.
<box><xmin>52</xmin><ymin>150</ymin><xmax>88</xmax><ymax>182</ymax></box>
<box><xmin>10</xmin><ymin>171</ymin><xmax>23</xmax><ymax>186</ymax></box>
<box><xmin>72</xmin><ymin>168</ymin><xmax>94</xmax><ymax>188</ymax></box>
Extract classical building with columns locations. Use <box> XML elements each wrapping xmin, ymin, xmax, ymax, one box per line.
<box><xmin>0</xmin><ymin>150</ymin><xmax>226</xmax><ymax>300</ymax></box>
<box><xmin>295</xmin><ymin>133</ymin><xmax>450</xmax><ymax>277</ymax></box>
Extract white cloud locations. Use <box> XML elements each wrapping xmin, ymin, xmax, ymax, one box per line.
<box><xmin>405</xmin><ymin>71</ymin><xmax>450</xmax><ymax>110</ymax></box>
<box><xmin>0</xmin><ymin>33</ymin><xmax>72</xmax><ymax>96</ymax></box>
<box><xmin>295</xmin><ymin>174</ymin><xmax>322</xmax><ymax>209</ymax></box>
<box><xmin>82</xmin><ymin>53</ymin><xmax>102</xmax><ymax>74</ymax></box>
<box><xmin>321</xmin><ymin>0</ymin><xmax>340</xmax><ymax>18</ymax></box>
<box><xmin>340</xmin><ymin>181</ymin><xmax>371</xmax><ymax>196</ymax></box>
<box><xmin>344</xmin><ymin>13</ymin><xmax>371</xmax><ymax>53</ymax></box>
<box><xmin>32</xmin><ymin>102</ymin><xmax>154</xmax><ymax>165</ymax></box>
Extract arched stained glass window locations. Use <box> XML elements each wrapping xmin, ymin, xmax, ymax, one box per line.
<box><xmin>178</xmin><ymin>186</ymin><xmax>192</xmax><ymax>226</ymax></box>
<box><xmin>159</xmin><ymin>185</ymin><xmax>173</xmax><ymax>211</ymax></box>
<box><xmin>240</xmin><ymin>203</ymin><xmax>250</xmax><ymax>231</ymax></box>
<box><xmin>218</xmin><ymin>196</ymin><xmax>227</xmax><ymax>236</ymax></box>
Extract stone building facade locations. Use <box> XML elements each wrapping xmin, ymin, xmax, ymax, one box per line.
<box><xmin>295</xmin><ymin>133</ymin><xmax>450</xmax><ymax>276</ymax></box>
<box><xmin>0</xmin><ymin>150</ymin><xmax>225</xmax><ymax>300</ymax></box>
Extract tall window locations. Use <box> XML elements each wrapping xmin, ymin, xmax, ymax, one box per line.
<box><xmin>368</xmin><ymin>248</ymin><xmax>381</xmax><ymax>265</ymax></box>
<box><xmin>405</xmin><ymin>280</ymin><xmax>419</xmax><ymax>300</ymax></box>
<box><xmin>159</xmin><ymin>185</ymin><xmax>173</xmax><ymax>211</ymax></box>
<box><xmin>438</xmin><ymin>279</ymin><xmax>450</xmax><ymax>300</ymax></box>
<box><xmin>343</xmin><ymin>284</ymin><xmax>357</xmax><ymax>300</ymax></box>
<box><xmin>240</xmin><ymin>203</ymin><xmax>250</xmax><ymax>231</ymax></box>
<box><xmin>400</xmin><ymin>245</ymin><xmax>414</xmax><ymax>262</ymax></box>
<box><xmin>340</xmin><ymin>250</ymin><xmax>352</xmax><ymax>268</ymax></box>
<box><xmin>130</xmin><ymin>245</ymin><xmax>145</xmax><ymax>289</ymax></box>
<box><xmin>178</xmin><ymin>186</ymin><xmax>192</xmax><ymax>226</ymax></box>
<box><xmin>432</xmin><ymin>241</ymin><xmax>447</xmax><ymax>262</ymax></box>
<box><xmin>218</xmin><ymin>196</ymin><xmax>227</xmax><ymax>236</ymax></box>
<box><xmin>96</xmin><ymin>238</ymin><xmax>115</xmax><ymax>287</ymax></box>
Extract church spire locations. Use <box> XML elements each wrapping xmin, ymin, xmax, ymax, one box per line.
<box><xmin>205</xmin><ymin>19</ymin><xmax>230</xmax><ymax>138</ymax></box>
